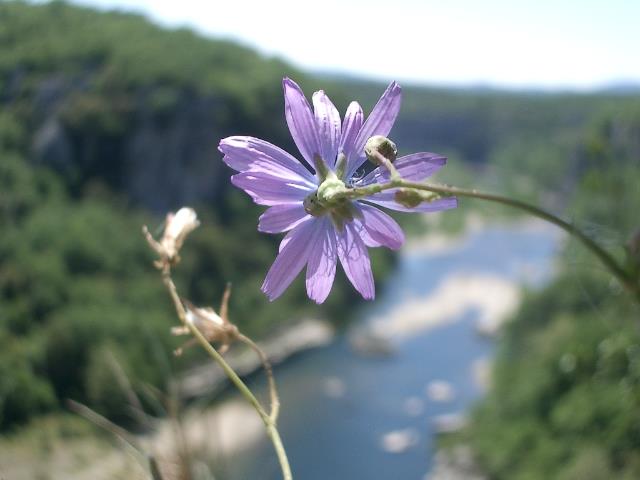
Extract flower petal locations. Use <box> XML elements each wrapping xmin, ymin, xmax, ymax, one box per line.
<box><xmin>356</xmin><ymin>203</ymin><xmax>405</xmax><ymax>250</ymax></box>
<box><xmin>346</xmin><ymin>82</ymin><xmax>402</xmax><ymax>178</ymax></box>
<box><xmin>231</xmin><ymin>171</ymin><xmax>313</xmax><ymax>206</ymax></box>
<box><xmin>261</xmin><ymin>218</ymin><xmax>317</xmax><ymax>301</ymax></box>
<box><xmin>364</xmin><ymin>194</ymin><xmax>459</xmax><ymax>213</ymax></box>
<box><xmin>351</xmin><ymin>218</ymin><xmax>382</xmax><ymax>248</ymax></box>
<box><xmin>359</xmin><ymin>153</ymin><xmax>447</xmax><ymax>185</ymax></box>
<box><xmin>219</xmin><ymin>136</ymin><xmax>315</xmax><ymax>184</ymax></box>
<box><xmin>337</xmin><ymin>222</ymin><xmax>375</xmax><ymax>300</ymax></box>
<box><xmin>279</xmin><ymin>230</ymin><xmax>293</xmax><ymax>253</ymax></box>
<box><xmin>305</xmin><ymin>217</ymin><xmax>338</xmax><ymax>304</ymax></box>
<box><xmin>283</xmin><ymin>78</ymin><xmax>321</xmax><ymax>169</ymax></box>
<box><xmin>258</xmin><ymin>203</ymin><xmax>310</xmax><ymax>233</ymax></box>
<box><xmin>312</xmin><ymin>90</ymin><xmax>341</xmax><ymax>169</ymax></box>
<box><xmin>339</xmin><ymin>101</ymin><xmax>363</xmax><ymax>165</ymax></box>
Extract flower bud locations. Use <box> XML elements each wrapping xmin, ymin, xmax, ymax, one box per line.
<box><xmin>365</xmin><ymin>136</ymin><xmax>397</xmax><ymax>165</ymax></box>
<box><xmin>394</xmin><ymin>189</ymin><xmax>422</xmax><ymax>208</ymax></box>
<box><xmin>160</xmin><ymin>207</ymin><xmax>200</xmax><ymax>260</ymax></box>
<box><xmin>394</xmin><ymin>189</ymin><xmax>440</xmax><ymax>209</ymax></box>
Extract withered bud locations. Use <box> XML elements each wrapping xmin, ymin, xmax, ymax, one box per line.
<box><xmin>394</xmin><ymin>189</ymin><xmax>440</xmax><ymax>209</ymax></box>
<box><xmin>160</xmin><ymin>207</ymin><xmax>200</xmax><ymax>260</ymax></box>
<box><xmin>173</xmin><ymin>299</ymin><xmax>239</xmax><ymax>356</ymax></box>
<box><xmin>365</xmin><ymin>135</ymin><xmax>397</xmax><ymax>165</ymax></box>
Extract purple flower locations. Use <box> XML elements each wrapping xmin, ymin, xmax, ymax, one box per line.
<box><xmin>219</xmin><ymin>78</ymin><xmax>456</xmax><ymax>303</ymax></box>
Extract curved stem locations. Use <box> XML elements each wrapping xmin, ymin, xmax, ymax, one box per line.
<box><xmin>266</xmin><ymin>422</ymin><xmax>293</xmax><ymax>480</ymax></box>
<box><xmin>347</xmin><ymin>177</ymin><xmax>640</xmax><ymax>302</ymax></box>
<box><xmin>159</xmin><ymin>266</ymin><xmax>293</xmax><ymax>479</ymax></box>
<box><xmin>184</xmin><ymin>323</ymin><xmax>292</xmax><ymax>480</ymax></box>
<box><xmin>238</xmin><ymin>333</ymin><xmax>280</xmax><ymax>422</ymax></box>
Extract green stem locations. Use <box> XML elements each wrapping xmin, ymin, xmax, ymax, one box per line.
<box><xmin>238</xmin><ymin>333</ymin><xmax>281</xmax><ymax>423</ymax></box>
<box><xmin>186</xmin><ymin>322</ymin><xmax>292</xmax><ymax>480</ymax></box>
<box><xmin>161</xmin><ymin>268</ymin><xmax>293</xmax><ymax>480</ymax></box>
<box><xmin>348</xmin><ymin>179</ymin><xmax>640</xmax><ymax>302</ymax></box>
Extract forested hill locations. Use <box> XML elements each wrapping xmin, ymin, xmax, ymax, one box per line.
<box><xmin>0</xmin><ymin>1</ymin><xmax>367</xmax><ymax>429</ymax></box>
<box><xmin>0</xmin><ymin>0</ymin><xmax>319</xmax><ymax>212</ymax></box>
<box><xmin>0</xmin><ymin>0</ymin><xmax>639</xmax><ymax>436</ymax></box>
<box><xmin>2</xmin><ymin>1</ymin><xmax>638</xmax><ymax>213</ymax></box>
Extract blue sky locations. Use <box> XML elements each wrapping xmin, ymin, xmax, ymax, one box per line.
<box><xmin>67</xmin><ymin>0</ymin><xmax>640</xmax><ymax>90</ymax></box>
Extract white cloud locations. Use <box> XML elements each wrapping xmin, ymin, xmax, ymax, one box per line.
<box><xmin>71</xmin><ymin>0</ymin><xmax>640</xmax><ymax>89</ymax></box>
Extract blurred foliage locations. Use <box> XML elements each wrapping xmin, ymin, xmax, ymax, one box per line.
<box><xmin>461</xmin><ymin>107</ymin><xmax>640</xmax><ymax>479</ymax></box>
<box><xmin>1</xmin><ymin>13</ymin><xmax>639</xmax><ymax>480</ymax></box>
<box><xmin>0</xmin><ymin>1</ymin><xmax>381</xmax><ymax>430</ymax></box>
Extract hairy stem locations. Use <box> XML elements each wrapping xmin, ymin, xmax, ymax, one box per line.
<box><xmin>159</xmin><ymin>265</ymin><xmax>292</xmax><ymax>479</ymax></box>
<box><xmin>347</xmin><ymin>178</ymin><xmax>639</xmax><ymax>302</ymax></box>
<box><xmin>184</xmin><ymin>321</ymin><xmax>292</xmax><ymax>479</ymax></box>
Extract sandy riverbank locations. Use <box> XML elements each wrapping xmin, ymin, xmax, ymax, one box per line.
<box><xmin>369</xmin><ymin>272</ymin><xmax>521</xmax><ymax>340</ymax></box>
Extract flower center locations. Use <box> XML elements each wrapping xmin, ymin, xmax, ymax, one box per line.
<box><xmin>304</xmin><ymin>174</ymin><xmax>358</xmax><ymax>230</ymax></box>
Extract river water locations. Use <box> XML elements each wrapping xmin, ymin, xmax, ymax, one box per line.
<box><xmin>225</xmin><ymin>221</ymin><xmax>560</xmax><ymax>480</ymax></box>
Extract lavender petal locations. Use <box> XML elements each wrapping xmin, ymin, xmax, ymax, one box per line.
<box><xmin>360</xmin><ymin>153</ymin><xmax>447</xmax><ymax>185</ymax></box>
<box><xmin>219</xmin><ymin>136</ymin><xmax>316</xmax><ymax>184</ymax></box>
<box><xmin>338</xmin><ymin>101</ymin><xmax>363</xmax><ymax>165</ymax></box>
<box><xmin>356</xmin><ymin>203</ymin><xmax>405</xmax><ymax>250</ymax></box>
<box><xmin>364</xmin><ymin>195</ymin><xmax>459</xmax><ymax>213</ymax></box>
<box><xmin>231</xmin><ymin>171</ymin><xmax>314</xmax><ymax>206</ymax></box>
<box><xmin>351</xmin><ymin>218</ymin><xmax>382</xmax><ymax>247</ymax></box>
<box><xmin>305</xmin><ymin>217</ymin><xmax>338</xmax><ymax>304</ymax></box>
<box><xmin>259</xmin><ymin>203</ymin><xmax>311</xmax><ymax>233</ymax></box>
<box><xmin>312</xmin><ymin>91</ymin><xmax>341</xmax><ymax>169</ymax></box>
<box><xmin>283</xmin><ymin>78</ymin><xmax>321</xmax><ymax>169</ymax></box>
<box><xmin>337</xmin><ymin>222</ymin><xmax>375</xmax><ymax>300</ymax></box>
<box><xmin>347</xmin><ymin>82</ymin><xmax>402</xmax><ymax>178</ymax></box>
<box><xmin>261</xmin><ymin>218</ymin><xmax>317</xmax><ymax>301</ymax></box>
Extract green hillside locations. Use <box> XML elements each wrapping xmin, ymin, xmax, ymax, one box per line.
<box><xmin>0</xmin><ymin>1</ymin><xmax>386</xmax><ymax>429</ymax></box>
<box><xmin>1</xmin><ymin>9</ymin><xmax>639</xmax><ymax>478</ymax></box>
<box><xmin>452</xmin><ymin>107</ymin><xmax>640</xmax><ymax>479</ymax></box>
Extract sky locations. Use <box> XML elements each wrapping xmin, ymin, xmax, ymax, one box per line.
<box><xmin>68</xmin><ymin>0</ymin><xmax>640</xmax><ymax>90</ymax></box>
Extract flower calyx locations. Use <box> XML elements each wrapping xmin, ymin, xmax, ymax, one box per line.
<box><xmin>305</xmin><ymin>172</ymin><xmax>350</xmax><ymax>214</ymax></box>
<box><xmin>304</xmin><ymin>172</ymin><xmax>358</xmax><ymax>229</ymax></box>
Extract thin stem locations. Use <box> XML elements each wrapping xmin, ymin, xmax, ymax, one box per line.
<box><xmin>347</xmin><ymin>179</ymin><xmax>640</xmax><ymax>302</ymax></box>
<box><xmin>266</xmin><ymin>424</ymin><xmax>293</xmax><ymax>480</ymax></box>
<box><xmin>238</xmin><ymin>333</ymin><xmax>280</xmax><ymax>422</ymax></box>
<box><xmin>158</xmin><ymin>265</ymin><xmax>292</xmax><ymax>479</ymax></box>
<box><xmin>369</xmin><ymin>150</ymin><xmax>401</xmax><ymax>182</ymax></box>
<box><xmin>184</xmin><ymin>321</ymin><xmax>269</xmax><ymax>424</ymax></box>
<box><xmin>185</xmin><ymin>320</ymin><xmax>292</xmax><ymax>480</ymax></box>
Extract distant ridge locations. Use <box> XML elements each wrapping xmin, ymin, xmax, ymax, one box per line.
<box><xmin>315</xmin><ymin>70</ymin><xmax>640</xmax><ymax>96</ymax></box>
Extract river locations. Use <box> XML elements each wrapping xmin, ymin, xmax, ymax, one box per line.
<box><xmin>223</xmin><ymin>220</ymin><xmax>560</xmax><ymax>480</ymax></box>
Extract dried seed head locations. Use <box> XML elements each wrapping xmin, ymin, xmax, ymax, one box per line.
<box><xmin>160</xmin><ymin>207</ymin><xmax>200</xmax><ymax>261</ymax></box>
<box><xmin>173</xmin><ymin>299</ymin><xmax>239</xmax><ymax>355</ymax></box>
